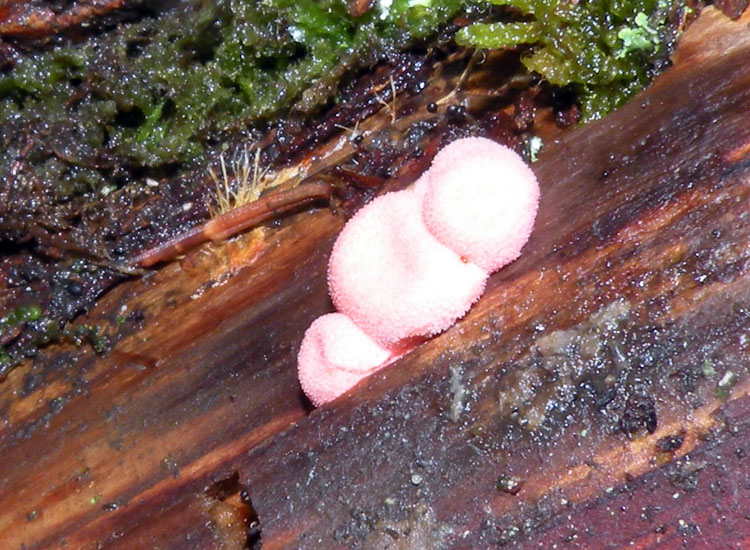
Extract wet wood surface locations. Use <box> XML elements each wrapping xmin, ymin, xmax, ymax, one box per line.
<box><xmin>244</xmin><ymin>7</ymin><xmax>750</xmax><ymax>549</ymax></box>
<box><xmin>0</xmin><ymin>6</ymin><xmax>748</xmax><ymax>550</ymax></box>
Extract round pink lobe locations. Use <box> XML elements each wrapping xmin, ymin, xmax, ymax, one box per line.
<box><xmin>297</xmin><ymin>313</ymin><xmax>393</xmax><ymax>406</ymax></box>
<box><xmin>422</xmin><ymin>137</ymin><xmax>540</xmax><ymax>272</ymax></box>
<box><xmin>328</xmin><ymin>188</ymin><xmax>488</xmax><ymax>345</ymax></box>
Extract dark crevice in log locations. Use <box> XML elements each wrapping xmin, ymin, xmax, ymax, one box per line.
<box><xmin>202</xmin><ymin>471</ymin><xmax>260</xmax><ymax>550</ymax></box>
<box><xmin>205</xmin><ymin>470</ymin><xmax>243</xmax><ymax>502</ymax></box>
<box><xmin>240</xmin><ymin>487</ymin><xmax>264</xmax><ymax>550</ymax></box>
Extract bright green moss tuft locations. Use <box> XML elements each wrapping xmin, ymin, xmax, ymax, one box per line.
<box><xmin>457</xmin><ymin>0</ymin><xmax>678</xmax><ymax>121</ymax></box>
<box><xmin>0</xmin><ymin>304</ymin><xmax>42</xmax><ymax>327</ymax></box>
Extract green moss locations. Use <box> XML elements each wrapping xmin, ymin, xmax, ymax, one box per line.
<box><xmin>0</xmin><ymin>304</ymin><xmax>42</xmax><ymax>328</ymax></box>
<box><xmin>0</xmin><ymin>0</ymin><xmax>464</xmax><ymax>205</ymax></box>
<box><xmin>457</xmin><ymin>0</ymin><xmax>678</xmax><ymax>120</ymax></box>
<box><xmin>0</xmin><ymin>0</ymin><xmax>682</xmax><ymax>243</ymax></box>
<box><xmin>617</xmin><ymin>12</ymin><xmax>661</xmax><ymax>56</ymax></box>
<box><xmin>70</xmin><ymin>324</ymin><xmax>110</xmax><ymax>354</ymax></box>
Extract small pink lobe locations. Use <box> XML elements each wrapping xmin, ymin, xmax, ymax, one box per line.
<box><xmin>297</xmin><ymin>313</ymin><xmax>395</xmax><ymax>407</ymax></box>
<box><xmin>422</xmin><ymin>137</ymin><xmax>540</xmax><ymax>272</ymax></box>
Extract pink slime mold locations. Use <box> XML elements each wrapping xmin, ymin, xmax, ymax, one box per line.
<box><xmin>298</xmin><ymin>137</ymin><xmax>540</xmax><ymax>406</ymax></box>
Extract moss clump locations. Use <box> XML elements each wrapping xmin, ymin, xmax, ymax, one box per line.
<box><xmin>456</xmin><ymin>0</ymin><xmax>679</xmax><ymax>120</ymax></box>
<box><xmin>0</xmin><ymin>304</ymin><xmax>42</xmax><ymax>328</ymax></box>
<box><xmin>0</xmin><ymin>0</ymin><xmax>463</xmax><ymax>209</ymax></box>
<box><xmin>0</xmin><ymin>0</ymin><xmax>680</xmax><ymax>218</ymax></box>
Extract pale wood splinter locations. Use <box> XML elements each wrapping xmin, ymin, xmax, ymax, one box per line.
<box><xmin>130</xmin><ymin>182</ymin><xmax>334</xmax><ymax>268</ymax></box>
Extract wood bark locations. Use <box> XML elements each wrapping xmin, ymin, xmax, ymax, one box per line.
<box><xmin>0</xmin><ymin>0</ymin><xmax>129</xmax><ymax>39</ymax></box>
<box><xmin>0</xmin><ymin>6</ymin><xmax>747</xmax><ymax>550</ymax></box>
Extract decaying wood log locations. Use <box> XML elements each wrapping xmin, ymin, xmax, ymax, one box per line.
<box><xmin>242</xmin><ymin>7</ymin><xmax>750</xmax><ymax>549</ymax></box>
<box><xmin>0</xmin><ymin>6</ymin><xmax>747</xmax><ymax>550</ymax></box>
<box><xmin>0</xmin><ymin>39</ymin><xmax>506</xmax><ymax>550</ymax></box>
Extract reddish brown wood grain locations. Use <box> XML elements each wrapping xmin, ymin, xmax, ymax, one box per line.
<box><xmin>0</xmin><ymin>213</ymin><xmax>339</xmax><ymax>549</ymax></box>
<box><xmin>513</xmin><ymin>394</ymin><xmax>750</xmax><ymax>550</ymax></box>
<box><xmin>0</xmin><ymin>0</ymin><xmax>128</xmax><ymax>39</ymax></box>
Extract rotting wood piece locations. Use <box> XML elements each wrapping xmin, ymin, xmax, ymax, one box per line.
<box><xmin>0</xmin><ymin>40</ymin><xmax>539</xmax><ymax>549</ymax></box>
<box><xmin>0</xmin><ymin>210</ymin><xmax>336</xmax><ymax>549</ymax></box>
<box><xmin>130</xmin><ymin>182</ymin><xmax>335</xmax><ymax>268</ymax></box>
<box><xmin>0</xmin><ymin>0</ymin><xmax>129</xmax><ymax>39</ymax></box>
<box><xmin>242</xmin><ymin>8</ymin><xmax>750</xmax><ymax>549</ymax></box>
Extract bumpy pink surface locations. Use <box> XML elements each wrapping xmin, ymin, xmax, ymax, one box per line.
<box><xmin>297</xmin><ymin>137</ymin><xmax>540</xmax><ymax>406</ymax></box>
<box><xmin>297</xmin><ymin>313</ymin><xmax>394</xmax><ymax>406</ymax></box>
<box><xmin>328</xmin><ymin>187</ymin><xmax>488</xmax><ymax>346</ymax></box>
<box><xmin>422</xmin><ymin>137</ymin><xmax>540</xmax><ymax>272</ymax></box>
